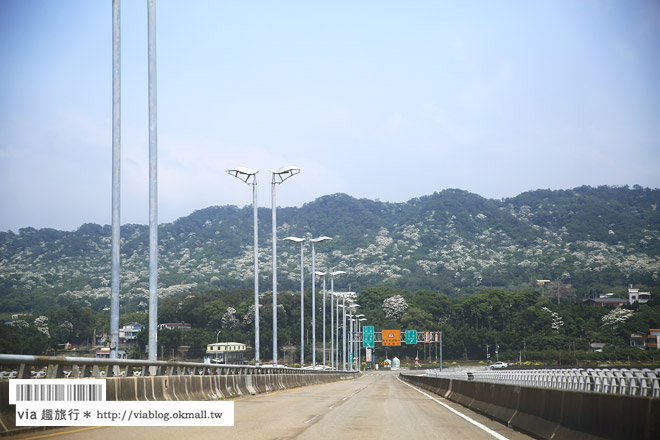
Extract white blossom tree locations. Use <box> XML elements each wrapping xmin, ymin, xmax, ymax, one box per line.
<box><xmin>541</xmin><ymin>307</ymin><xmax>564</xmax><ymax>334</ymax></box>
<box><xmin>34</xmin><ymin>316</ymin><xmax>50</xmax><ymax>337</ymax></box>
<box><xmin>243</xmin><ymin>304</ymin><xmax>256</xmax><ymax>325</ymax></box>
<box><xmin>383</xmin><ymin>295</ymin><xmax>408</xmax><ymax>321</ymax></box>
<box><xmin>601</xmin><ymin>308</ymin><xmax>634</xmax><ymax>328</ymax></box>
<box><xmin>222</xmin><ymin>307</ymin><xmax>239</xmax><ymax>329</ymax></box>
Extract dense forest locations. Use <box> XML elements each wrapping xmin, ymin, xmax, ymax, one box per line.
<box><xmin>3</xmin><ymin>285</ymin><xmax>659</xmax><ymax>364</ymax></box>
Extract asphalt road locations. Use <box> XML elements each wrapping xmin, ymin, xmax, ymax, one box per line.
<box><xmin>9</xmin><ymin>371</ymin><xmax>532</xmax><ymax>440</ymax></box>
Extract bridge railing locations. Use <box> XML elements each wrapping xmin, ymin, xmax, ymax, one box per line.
<box><xmin>425</xmin><ymin>367</ymin><xmax>660</xmax><ymax>398</ymax></box>
<box><xmin>0</xmin><ymin>354</ymin><xmax>345</xmax><ymax>379</ymax></box>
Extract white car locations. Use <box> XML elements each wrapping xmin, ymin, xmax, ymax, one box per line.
<box><xmin>489</xmin><ymin>362</ymin><xmax>508</xmax><ymax>369</ymax></box>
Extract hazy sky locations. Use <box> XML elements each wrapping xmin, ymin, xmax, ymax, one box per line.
<box><xmin>1</xmin><ymin>0</ymin><xmax>659</xmax><ymax>232</ymax></box>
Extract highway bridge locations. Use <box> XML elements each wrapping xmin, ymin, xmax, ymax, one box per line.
<box><xmin>5</xmin><ymin>370</ymin><xmax>531</xmax><ymax>440</ymax></box>
<box><xmin>1</xmin><ymin>355</ymin><xmax>658</xmax><ymax>439</ymax></box>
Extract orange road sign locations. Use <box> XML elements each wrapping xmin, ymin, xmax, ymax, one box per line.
<box><xmin>382</xmin><ymin>329</ymin><xmax>401</xmax><ymax>346</ymax></box>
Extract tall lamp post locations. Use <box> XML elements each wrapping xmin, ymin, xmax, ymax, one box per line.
<box><xmin>348</xmin><ymin>303</ymin><xmax>360</xmax><ymax>371</ymax></box>
<box><xmin>284</xmin><ymin>236</ymin><xmax>305</xmax><ymax>366</ymax></box>
<box><xmin>269</xmin><ymin>166</ymin><xmax>301</xmax><ymax>366</ymax></box>
<box><xmin>329</xmin><ymin>271</ymin><xmax>345</xmax><ymax>369</ymax></box>
<box><xmin>355</xmin><ymin>314</ymin><xmax>365</xmax><ymax>371</ymax></box>
<box><xmin>315</xmin><ymin>271</ymin><xmax>327</xmax><ymax>368</ymax></box>
<box><xmin>227</xmin><ymin>167</ymin><xmax>260</xmax><ymax>366</ymax></box>
<box><xmin>147</xmin><ymin>0</ymin><xmax>158</xmax><ymax>362</ymax></box>
<box><xmin>310</xmin><ymin>236</ymin><xmax>331</xmax><ymax>368</ymax></box>
<box><xmin>109</xmin><ymin>0</ymin><xmax>121</xmax><ymax>360</ymax></box>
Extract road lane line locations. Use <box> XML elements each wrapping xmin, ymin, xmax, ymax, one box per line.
<box><xmin>396</xmin><ymin>376</ymin><xmax>510</xmax><ymax>440</ymax></box>
<box><xmin>305</xmin><ymin>415</ymin><xmax>319</xmax><ymax>424</ymax></box>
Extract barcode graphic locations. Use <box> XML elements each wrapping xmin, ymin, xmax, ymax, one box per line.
<box><xmin>15</xmin><ymin>383</ymin><xmax>103</xmax><ymax>401</ymax></box>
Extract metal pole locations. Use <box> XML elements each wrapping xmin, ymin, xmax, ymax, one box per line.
<box><xmin>336</xmin><ymin>294</ymin><xmax>339</xmax><ymax>369</ymax></box>
<box><xmin>349</xmin><ymin>312</ymin><xmax>353</xmax><ymax>371</ymax></box>
<box><xmin>271</xmin><ymin>181</ymin><xmax>277</xmax><ymax>367</ymax></box>
<box><xmin>330</xmin><ymin>277</ymin><xmax>334</xmax><ymax>369</ymax></box>
<box><xmin>311</xmin><ymin>242</ymin><xmax>316</xmax><ymax>369</ymax></box>
<box><xmin>252</xmin><ymin>180</ymin><xmax>259</xmax><ymax>366</ymax></box>
<box><xmin>109</xmin><ymin>0</ymin><xmax>121</xmax><ymax>360</ymax></box>
<box><xmin>439</xmin><ymin>331</ymin><xmax>443</xmax><ymax>372</ymax></box>
<box><xmin>342</xmin><ymin>296</ymin><xmax>346</xmax><ymax>371</ymax></box>
<box><xmin>322</xmin><ymin>276</ymin><xmax>326</xmax><ymax>368</ymax></box>
<box><xmin>300</xmin><ymin>242</ymin><xmax>304</xmax><ymax>366</ymax></box>
<box><xmin>147</xmin><ymin>0</ymin><xmax>158</xmax><ymax>362</ymax></box>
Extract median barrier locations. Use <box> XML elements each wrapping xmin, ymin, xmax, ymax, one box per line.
<box><xmin>0</xmin><ymin>371</ymin><xmax>359</xmax><ymax>435</ymax></box>
<box><xmin>447</xmin><ymin>377</ymin><xmax>475</xmax><ymax>407</ymax></box>
<box><xmin>399</xmin><ymin>374</ymin><xmax>659</xmax><ymax>440</ymax></box>
<box><xmin>0</xmin><ymin>381</ymin><xmax>18</xmax><ymax>436</ymax></box>
<box><xmin>481</xmin><ymin>382</ymin><xmax>519</xmax><ymax>426</ymax></box>
<box><xmin>509</xmin><ymin>386</ymin><xmax>562</xmax><ymax>439</ymax></box>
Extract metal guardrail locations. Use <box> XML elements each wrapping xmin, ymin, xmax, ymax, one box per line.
<box><xmin>0</xmin><ymin>354</ymin><xmax>348</xmax><ymax>379</ymax></box>
<box><xmin>425</xmin><ymin>368</ymin><xmax>660</xmax><ymax>398</ymax></box>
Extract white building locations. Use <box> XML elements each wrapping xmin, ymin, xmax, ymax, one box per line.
<box><xmin>119</xmin><ymin>322</ymin><xmax>144</xmax><ymax>343</ymax></box>
<box><xmin>205</xmin><ymin>342</ymin><xmax>247</xmax><ymax>364</ymax></box>
<box><xmin>628</xmin><ymin>285</ymin><xmax>651</xmax><ymax>304</ymax></box>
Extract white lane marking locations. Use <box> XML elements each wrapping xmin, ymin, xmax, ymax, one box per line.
<box><xmin>396</xmin><ymin>376</ymin><xmax>510</xmax><ymax>440</ymax></box>
<box><xmin>329</xmin><ymin>405</ymin><xmax>335</xmax><ymax>409</ymax></box>
<box><xmin>342</xmin><ymin>397</ymin><xmax>348</xmax><ymax>401</ymax></box>
<box><xmin>305</xmin><ymin>415</ymin><xmax>319</xmax><ymax>424</ymax></box>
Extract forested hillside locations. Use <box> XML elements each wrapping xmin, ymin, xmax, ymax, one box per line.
<box><xmin>1</xmin><ymin>185</ymin><xmax>659</xmax><ymax>314</ymax></box>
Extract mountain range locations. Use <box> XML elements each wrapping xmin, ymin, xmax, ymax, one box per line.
<box><xmin>1</xmin><ymin>185</ymin><xmax>659</xmax><ymax>314</ymax></box>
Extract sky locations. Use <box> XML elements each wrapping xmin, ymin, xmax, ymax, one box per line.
<box><xmin>1</xmin><ymin>0</ymin><xmax>659</xmax><ymax>232</ymax></box>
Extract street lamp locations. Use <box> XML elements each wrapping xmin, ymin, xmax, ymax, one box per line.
<box><xmin>227</xmin><ymin>167</ymin><xmax>260</xmax><ymax>366</ymax></box>
<box><xmin>329</xmin><ymin>271</ymin><xmax>345</xmax><ymax>369</ymax></box>
<box><xmin>348</xmin><ymin>303</ymin><xmax>360</xmax><ymax>372</ymax></box>
<box><xmin>310</xmin><ymin>236</ymin><xmax>331</xmax><ymax>368</ymax></box>
<box><xmin>315</xmin><ymin>271</ymin><xmax>328</xmax><ymax>368</ymax></box>
<box><xmin>284</xmin><ymin>236</ymin><xmax>305</xmax><ymax>366</ymax></box>
<box><xmin>357</xmin><ymin>317</ymin><xmax>367</xmax><ymax>372</ymax></box>
<box><xmin>269</xmin><ymin>166</ymin><xmax>301</xmax><ymax>366</ymax></box>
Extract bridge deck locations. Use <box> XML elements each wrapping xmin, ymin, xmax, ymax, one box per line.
<box><xmin>7</xmin><ymin>371</ymin><xmax>531</xmax><ymax>440</ymax></box>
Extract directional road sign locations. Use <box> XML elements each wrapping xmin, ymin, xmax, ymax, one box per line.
<box><xmin>363</xmin><ymin>326</ymin><xmax>375</xmax><ymax>348</ymax></box>
<box><xmin>405</xmin><ymin>330</ymin><xmax>417</xmax><ymax>345</ymax></box>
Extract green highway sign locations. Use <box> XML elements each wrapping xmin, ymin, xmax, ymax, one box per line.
<box><xmin>406</xmin><ymin>330</ymin><xmax>417</xmax><ymax>345</ymax></box>
<box><xmin>363</xmin><ymin>326</ymin><xmax>375</xmax><ymax>348</ymax></box>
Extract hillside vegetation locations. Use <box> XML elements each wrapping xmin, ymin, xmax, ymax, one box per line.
<box><xmin>1</xmin><ymin>185</ymin><xmax>658</xmax><ymax>314</ymax></box>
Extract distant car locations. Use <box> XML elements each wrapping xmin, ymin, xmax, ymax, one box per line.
<box><xmin>489</xmin><ymin>362</ymin><xmax>508</xmax><ymax>369</ymax></box>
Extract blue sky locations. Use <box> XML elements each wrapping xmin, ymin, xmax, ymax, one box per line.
<box><xmin>1</xmin><ymin>0</ymin><xmax>659</xmax><ymax>232</ymax></box>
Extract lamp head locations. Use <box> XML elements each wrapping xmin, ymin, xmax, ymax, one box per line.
<box><xmin>269</xmin><ymin>166</ymin><xmax>301</xmax><ymax>184</ymax></box>
<box><xmin>283</xmin><ymin>236</ymin><xmax>305</xmax><ymax>243</ymax></box>
<box><xmin>227</xmin><ymin>168</ymin><xmax>259</xmax><ymax>184</ymax></box>
<box><xmin>310</xmin><ymin>236</ymin><xmax>332</xmax><ymax>243</ymax></box>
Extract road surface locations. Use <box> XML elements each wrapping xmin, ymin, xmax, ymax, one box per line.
<box><xmin>9</xmin><ymin>370</ymin><xmax>531</xmax><ymax>440</ymax></box>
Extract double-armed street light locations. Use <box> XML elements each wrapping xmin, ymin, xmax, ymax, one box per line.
<box><xmin>358</xmin><ymin>317</ymin><xmax>367</xmax><ymax>371</ymax></box>
<box><xmin>315</xmin><ymin>271</ymin><xmax>327</xmax><ymax>367</ymax></box>
<box><xmin>283</xmin><ymin>236</ymin><xmax>305</xmax><ymax>366</ymax></box>
<box><xmin>269</xmin><ymin>166</ymin><xmax>301</xmax><ymax>366</ymax></box>
<box><xmin>310</xmin><ymin>236</ymin><xmax>331</xmax><ymax>368</ymax></box>
<box><xmin>329</xmin><ymin>271</ymin><xmax>346</xmax><ymax>369</ymax></box>
<box><xmin>354</xmin><ymin>314</ymin><xmax>366</xmax><ymax>371</ymax></box>
<box><xmin>347</xmin><ymin>303</ymin><xmax>360</xmax><ymax>372</ymax></box>
<box><xmin>227</xmin><ymin>167</ymin><xmax>260</xmax><ymax>366</ymax></box>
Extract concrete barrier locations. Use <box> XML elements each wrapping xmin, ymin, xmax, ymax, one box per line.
<box><xmin>0</xmin><ymin>371</ymin><xmax>359</xmax><ymax>435</ymax></box>
<box><xmin>400</xmin><ymin>374</ymin><xmax>659</xmax><ymax>440</ymax></box>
